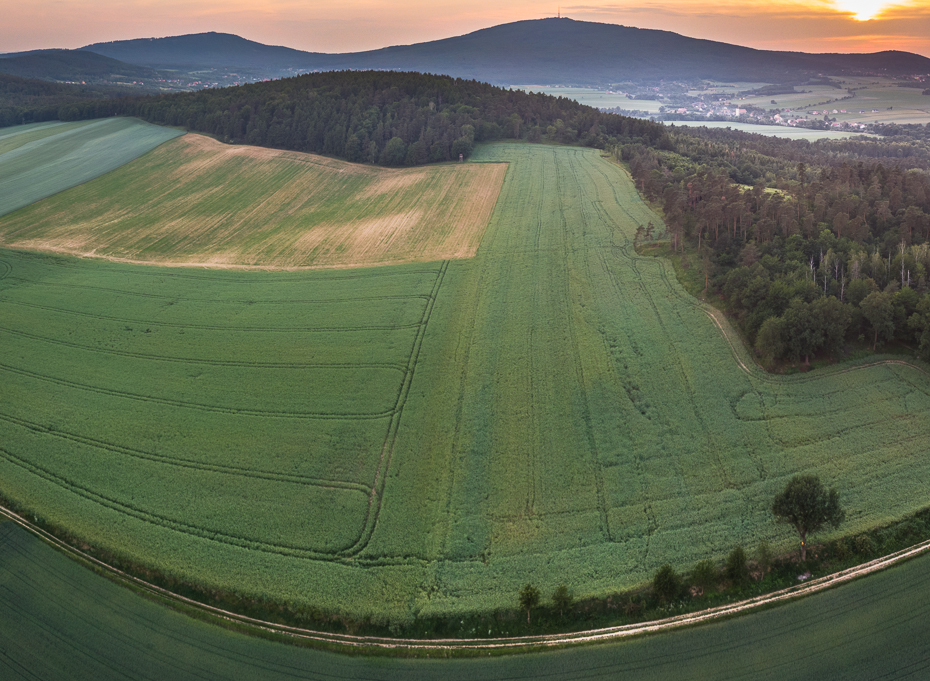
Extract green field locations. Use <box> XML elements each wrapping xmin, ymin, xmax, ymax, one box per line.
<box><xmin>0</xmin><ymin>133</ymin><xmax>507</xmax><ymax>268</ymax></box>
<box><xmin>728</xmin><ymin>83</ymin><xmax>848</xmax><ymax>111</ymax></box>
<box><xmin>2</xmin><ymin>135</ymin><xmax>930</xmax><ymax>622</ymax></box>
<box><xmin>512</xmin><ymin>86</ymin><xmax>664</xmax><ymax>113</ymax></box>
<box><xmin>0</xmin><ymin>118</ymin><xmax>183</xmax><ymax>218</ymax></box>
<box><xmin>3</xmin><ymin>521</ymin><xmax>930</xmax><ymax>679</ymax></box>
<box><xmin>662</xmin><ymin>120</ymin><xmax>871</xmax><ymax>139</ymax></box>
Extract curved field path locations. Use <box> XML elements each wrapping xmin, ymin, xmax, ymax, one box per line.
<box><xmin>2</xmin><ymin>512</ymin><xmax>930</xmax><ymax>679</ymax></box>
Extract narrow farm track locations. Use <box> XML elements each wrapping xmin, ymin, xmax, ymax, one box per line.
<box><xmin>2</xmin><ymin>140</ymin><xmax>930</xmax><ymax>625</ymax></box>
<box><xmin>2</xmin><ymin>513</ymin><xmax>930</xmax><ymax>679</ymax></box>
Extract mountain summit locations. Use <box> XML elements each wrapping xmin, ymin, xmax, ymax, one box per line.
<box><xmin>83</xmin><ymin>18</ymin><xmax>930</xmax><ymax>85</ymax></box>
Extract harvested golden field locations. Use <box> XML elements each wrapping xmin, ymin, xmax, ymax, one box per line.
<box><xmin>0</xmin><ymin>134</ymin><xmax>507</xmax><ymax>268</ymax></box>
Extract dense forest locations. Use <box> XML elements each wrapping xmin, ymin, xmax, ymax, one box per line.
<box><xmin>46</xmin><ymin>70</ymin><xmax>671</xmax><ymax>164</ymax></box>
<box><xmin>617</xmin><ymin>125</ymin><xmax>930</xmax><ymax>364</ymax></box>
<box><xmin>0</xmin><ymin>73</ymin><xmax>138</xmax><ymax>127</ymax></box>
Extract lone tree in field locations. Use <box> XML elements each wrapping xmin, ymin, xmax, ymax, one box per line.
<box><xmin>772</xmin><ymin>475</ymin><xmax>845</xmax><ymax>562</ymax></box>
<box><xmin>519</xmin><ymin>583</ymin><xmax>540</xmax><ymax>624</ymax></box>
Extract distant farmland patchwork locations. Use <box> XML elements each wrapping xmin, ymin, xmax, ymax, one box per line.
<box><xmin>1</xmin><ymin>126</ymin><xmax>930</xmax><ymax>621</ymax></box>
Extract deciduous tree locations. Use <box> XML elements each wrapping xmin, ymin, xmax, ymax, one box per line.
<box><xmin>552</xmin><ymin>584</ymin><xmax>573</xmax><ymax>617</ymax></box>
<box><xmin>519</xmin><ymin>583</ymin><xmax>540</xmax><ymax>624</ymax></box>
<box><xmin>772</xmin><ymin>475</ymin><xmax>845</xmax><ymax>561</ymax></box>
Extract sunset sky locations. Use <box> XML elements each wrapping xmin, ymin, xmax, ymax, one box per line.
<box><xmin>4</xmin><ymin>0</ymin><xmax>930</xmax><ymax>57</ymax></box>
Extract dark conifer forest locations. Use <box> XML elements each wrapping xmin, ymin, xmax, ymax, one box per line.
<box><xmin>49</xmin><ymin>70</ymin><xmax>670</xmax><ymax>163</ymax></box>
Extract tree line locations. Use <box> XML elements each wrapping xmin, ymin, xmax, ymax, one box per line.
<box><xmin>616</xmin><ymin>125</ymin><xmax>930</xmax><ymax>364</ymax></box>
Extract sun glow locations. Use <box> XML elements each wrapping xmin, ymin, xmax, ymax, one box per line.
<box><xmin>832</xmin><ymin>0</ymin><xmax>894</xmax><ymax>21</ymax></box>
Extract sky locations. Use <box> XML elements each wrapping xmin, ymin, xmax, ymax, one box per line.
<box><xmin>4</xmin><ymin>0</ymin><xmax>930</xmax><ymax>57</ymax></box>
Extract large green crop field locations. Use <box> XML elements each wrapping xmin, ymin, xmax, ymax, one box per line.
<box><xmin>1</xmin><ymin>131</ymin><xmax>930</xmax><ymax>622</ymax></box>
<box><xmin>3</xmin><ymin>521</ymin><xmax>930</xmax><ymax>679</ymax></box>
<box><xmin>0</xmin><ymin>133</ymin><xmax>507</xmax><ymax>268</ymax></box>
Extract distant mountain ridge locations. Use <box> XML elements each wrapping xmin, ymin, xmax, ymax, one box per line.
<box><xmin>82</xmin><ymin>18</ymin><xmax>930</xmax><ymax>85</ymax></box>
<box><xmin>0</xmin><ymin>49</ymin><xmax>165</xmax><ymax>84</ymax></box>
<box><xmin>82</xmin><ymin>32</ymin><xmax>321</xmax><ymax>71</ymax></box>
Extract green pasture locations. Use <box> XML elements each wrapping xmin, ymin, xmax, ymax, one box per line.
<box><xmin>836</xmin><ymin>84</ymin><xmax>930</xmax><ymax>125</ymax></box>
<box><xmin>512</xmin><ymin>86</ymin><xmax>663</xmax><ymax>113</ymax></box>
<box><xmin>3</xmin><ymin>521</ymin><xmax>930</xmax><ymax>679</ymax></box>
<box><xmin>731</xmin><ymin>83</ymin><xmax>846</xmax><ymax>111</ymax></box>
<box><xmin>0</xmin><ymin>117</ymin><xmax>182</xmax><ymax>218</ymax></box>
<box><xmin>1</xmin><ymin>137</ymin><xmax>930</xmax><ymax>622</ymax></box>
<box><xmin>686</xmin><ymin>82</ymin><xmax>771</xmax><ymax>96</ymax></box>
<box><xmin>663</xmin><ymin>120</ymin><xmax>870</xmax><ymax>139</ymax></box>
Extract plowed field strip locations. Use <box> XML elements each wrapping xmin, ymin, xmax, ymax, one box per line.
<box><xmin>95</xmin><ymin>266</ymin><xmax>442</xmax><ymax>282</ymax></box>
<box><xmin>0</xmin><ymin>133</ymin><xmax>506</xmax><ymax>269</ymax></box>
<box><xmin>0</xmin><ymin>412</ymin><xmax>370</xmax><ymax>493</ymax></box>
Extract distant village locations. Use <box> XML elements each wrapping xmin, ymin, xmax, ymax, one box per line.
<box><xmin>600</xmin><ymin>80</ymin><xmax>909</xmax><ymax>133</ymax></box>
<box><xmin>655</xmin><ymin>97</ymin><xmax>873</xmax><ymax>131</ymax></box>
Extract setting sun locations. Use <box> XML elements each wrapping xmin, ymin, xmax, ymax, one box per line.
<box><xmin>833</xmin><ymin>0</ymin><xmax>894</xmax><ymax>21</ymax></box>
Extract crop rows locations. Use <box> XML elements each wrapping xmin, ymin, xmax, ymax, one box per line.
<box><xmin>2</xmin><ymin>131</ymin><xmax>930</xmax><ymax>621</ymax></box>
<box><xmin>0</xmin><ymin>133</ymin><xmax>507</xmax><ymax>268</ymax></box>
<box><xmin>0</xmin><ymin>247</ymin><xmax>446</xmax><ymax>561</ymax></box>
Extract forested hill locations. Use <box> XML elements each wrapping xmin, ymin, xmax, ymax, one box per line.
<box><xmin>54</xmin><ymin>70</ymin><xmax>670</xmax><ymax>164</ymax></box>
<box><xmin>83</xmin><ymin>32</ymin><xmax>320</xmax><ymax>71</ymax></box>
<box><xmin>82</xmin><ymin>19</ymin><xmax>930</xmax><ymax>85</ymax></box>
<box><xmin>0</xmin><ymin>50</ymin><xmax>164</xmax><ymax>84</ymax></box>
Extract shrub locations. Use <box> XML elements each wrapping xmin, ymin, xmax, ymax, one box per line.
<box><xmin>855</xmin><ymin>535</ymin><xmax>875</xmax><ymax>556</ymax></box>
<box><xmin>726</xmin><ymin>546</ymin><xmax>751</xmax><ymax>586</ymax></box>
<box><xmin>653</xmin><ymin>564</ymin><xmax>681</xmax><ymax>604</ymax></box>
<box><xmin>690</xmin><ymin>559</ymin><xmax>718</xmax><ymax>594</ymax></box>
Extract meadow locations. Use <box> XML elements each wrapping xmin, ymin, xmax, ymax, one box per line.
<box><xmin>0</xmin><ymin>133</ymin><xmax>507</xmax><ymax>268</ymax></box>
<box><xmin>0</xmin><ymin>118</ymin><xmax>182</xmax><ymax>218</ymax></box>
<box><xmin>1</xmin><ymin>126</ymin><xmax>930</xmax><ymax>623</ymax></box>
<box><xmin>511</xmin><ymin>86</ymin><xmax>664</xmax><ymax>113</ymax></box>
<box><xmin>662</xmin><ymin>120</ymin><xmax>869</xmax><ymax>139</ymax></box>
<box><xmin>3</xmin><ymin>519</ymin><xmax>930</xmax><ymax>678</ymax></box>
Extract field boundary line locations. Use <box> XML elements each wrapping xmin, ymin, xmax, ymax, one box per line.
<box><xmin>0</xmin><ymin>412</ymin><xmax>370</xmax><ymax>494</ymax></box>
<box><xmin>2</xmin><ymin>504</ymin><xmax>930</xmax><ymax>651</ymax></box>
<box><xmin>0</xmin><ymin>363</ymin><xmax>397</xmax><ymax>420</ymax></box>
<box><xmin>340</xmin><ymin>259</ymin><xmax>451</xmax><ymax>556</ymax></box>
<box><xmin>0</xmin><ymin>325</ymin><xmax>406</xmax><ymax>371</ymax></box>
<box><xmin>0</xmin><ymin>448</ymin><xmax>370</xmax><ymax>560</ymax></box>
<box><xmin>4</xmin><ymin>277</ymin><xmax>431</xmax><ymax>304</ymax></box>
<box><xmin>0</xmin><ymin>299</ymin><xmax>423</xmax><ymax>333</ymax></box>
<box><xmin>699</xmin><ymin>305</ymin><xmax>930</xmax><ymax>384</ymax></box>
